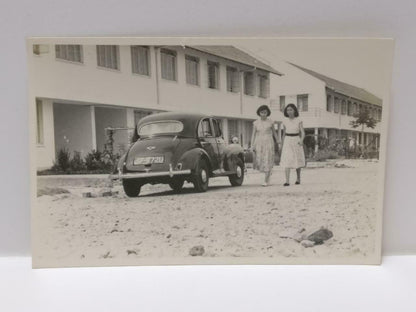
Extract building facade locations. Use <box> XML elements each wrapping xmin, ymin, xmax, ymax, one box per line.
<box><xmin>270</xmin><ymin>63</ymin><xmax>383</xmax><ymax>154</ymax></box>
<box><xmin>31</xmin><ymin>44</ymin><xmax>282</xmax><ymax>169</ymax></box>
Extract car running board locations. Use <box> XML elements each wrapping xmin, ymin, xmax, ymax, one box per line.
<box><xmin>211</xmin><ymin>170</ymin><xmax>237</xmax><ymax>177</ymax></box>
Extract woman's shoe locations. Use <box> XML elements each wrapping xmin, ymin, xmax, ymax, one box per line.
<box><xmin>295</xmin><ymin>181</ymin><xmax>300</xmax><ymax>185</ymax></box>
<box><xmin>262</xmin><ymin>182</ymin><xmax>268</xmax><ymax>187</ymax></box>
<box><xmin>283</xmin><ymin>183</ymin><xmax>290</xmax><ymax>186</ymax></box>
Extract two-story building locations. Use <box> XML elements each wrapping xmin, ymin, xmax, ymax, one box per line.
<box><xmin>270</xmin><ymin>63</ymin><xmax>382</xmax><ymax>153</ymax></box>
<box><xmin>31</xmin><ymin>44</ymin><xmax>283</xmax><ymax>169</ymax></box>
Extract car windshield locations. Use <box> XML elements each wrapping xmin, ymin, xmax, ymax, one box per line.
<box><xmin>138</xmin><ymin>121</ymin><xmax>184</xmax><ymax>136</ymax></box>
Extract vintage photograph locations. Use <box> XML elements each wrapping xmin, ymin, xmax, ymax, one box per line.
<box><xmin>29</xmin><ymin>38</ymin><xmax>394</xmax><ymax>267</ymax></box>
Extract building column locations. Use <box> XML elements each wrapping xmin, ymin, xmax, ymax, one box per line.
<box><xmin>126</xmin><ymin>108</ymin><xmax>135</xmax><ymax>143</ymax></box>
<box><xmin>314</xmin><ymin>127</ymin><xmax>319</xmax><ymax>153</ymax></box>
<box><xmin>90</xmin><ymin>105</ymin><xmax>97</xmax><ymax>151</ymax></box>
<box><xmin>221</xmin><ymin>118</ymin><xmax>229</xmax><ymax>143</ymax></box>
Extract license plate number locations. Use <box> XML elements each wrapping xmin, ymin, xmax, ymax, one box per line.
<box><xmin>133</xmin><ymin>156</ymin><xmax>164</xmax><ymax>165</ymax></box>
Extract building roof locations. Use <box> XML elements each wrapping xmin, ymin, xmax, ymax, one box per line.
<box><xmin>289</xmin><ymin>63</ymin><xmax>382</xmax><ymax>106</ymax></box>
<box><xmin>188</xmin><ymin>46</ymin><xmax>284</xmax><ymax>76</ymax></box>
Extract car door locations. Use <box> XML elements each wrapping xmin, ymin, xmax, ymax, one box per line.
<box><xmin>211</xmin><ymin>118</ymin><xmax>226</xmax><ymax>169</ymax></box>
<box><xmin>198</xmin><ymin>118</ymin><xmax>219</xmax><ymax>170</ymax></box>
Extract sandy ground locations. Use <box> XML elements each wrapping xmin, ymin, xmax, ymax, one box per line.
<box><xmin>33</xmin><ymin>160</ymin><xmax>381</xmax><ymax>267</ymax></box>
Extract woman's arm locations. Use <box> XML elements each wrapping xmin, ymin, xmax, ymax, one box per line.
<box><xmin>272</xmin><ymin>122</ymin><xmax>280</xmax><ymax>144</ymax></box>
<box><xmin>299</xmin><ymin>121</ymin><xmax>305</xmax><ymax>145</ymax></box>
<box><xmin>251</xmin><ymin>123</ymin><xmax>257</xmax><ymax>151</ymax></box>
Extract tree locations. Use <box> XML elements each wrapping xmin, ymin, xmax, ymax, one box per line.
<box><xmin>349</xmin><ymin>108</ymin><xmax>378</xmax><ymax>154</ymax></box>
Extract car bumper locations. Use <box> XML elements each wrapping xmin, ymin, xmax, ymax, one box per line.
<box><xmin>110</xmin><ymin>169</ymin><xmax>191</xmax><ymax>180</ymax></box>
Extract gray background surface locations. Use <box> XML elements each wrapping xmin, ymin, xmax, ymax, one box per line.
<box><xmin>1</xmin><ymin>0</ymin><xmax>415</xmax><ymax>256</ymax></box>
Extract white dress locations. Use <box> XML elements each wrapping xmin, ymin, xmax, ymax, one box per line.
<box><xmin>280</xmin><ymin>118</ymin><xmax>306</xmax><ymax>169</ymax></box>
<box><xmin>253</xmin><ymin>119</ymin><xmax>275</xmax><ymax>172</ymax></box>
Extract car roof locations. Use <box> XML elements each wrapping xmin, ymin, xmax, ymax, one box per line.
<box><xmin>138</xmin><ymin>112</ymin><xmax>211</xmax><ymax>123</ymax></box>
<box><xmin>137</xmin><ymin>112</ymin><xmax>214</xmax><ymax>137</ymax></box>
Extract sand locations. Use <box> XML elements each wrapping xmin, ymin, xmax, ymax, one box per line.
<box><xmin>33</xmin><ymin>160</ymin><xmax>381</xmax><ymax>267</ymax></box>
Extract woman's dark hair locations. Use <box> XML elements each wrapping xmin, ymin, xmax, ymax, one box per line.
<box><xmin>283</xmin><ymin>103</ymin><xmax>299</xmax><ymax>117</ymax></box>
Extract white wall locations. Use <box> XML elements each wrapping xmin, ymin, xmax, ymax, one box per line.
<box><xmin>35</xmin><ymin>99</ymin><xmax>55</xmax><ymax>169</ymax></box>
<box><xmin>30</xmin><ymin>45</ymin><xmax>271</xmax><ymax>120</ymax></box>
<box><xmin>271</xmin><ymin>63</ymin><xmax>381</xmax><ymax>133</ymax></box>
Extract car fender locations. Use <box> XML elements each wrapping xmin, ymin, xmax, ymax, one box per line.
<box><xmin>178</xmin><ymin>148</ymin><xmax>211</xmax><ymax>171</ymax></box>
<box><xmin>223</xmin><ymin>145</ymin><xmax>245</xmax><ymax>171</ymax></box>
<box><xmin>114</xmin><ymin>153</ymin><xmax>127</xmax><ymax>174</ymax></box>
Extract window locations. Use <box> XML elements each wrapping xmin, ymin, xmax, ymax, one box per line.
<box><xmin>228</xmin><ymin>119</ymin><xmax>239</xmax><ymax>140</ymax></box>
<box><xmin>353</xmin><ymin>102</ymin><xmax>358</xmax><ymax>115</ymax></box>
<box><xmin>280</xmin><ymin>95</ymin><xmax>286</xmax><ymax>112</ymax></box>
<box><xmin>131</xmin><ymin>46</ymin><xmax>150</xmax><ymax>76</ymax></box>
<box><xmin>326</xmin><ymin>94</ymin><xmax>333</xmax><ymax>112</ymax></box>
<box><xmin>378</xmin><ymin>108</ymin><xmax>382</xmax><ymax>121</ymax></box>
<box><xmin>258</xmin><ymin>74</ymin><xmax>269</xmax><ymax>98</ymax></box>
<box><xmin>139</xmin><ymin>121</ymin><xmax>183</xmax><ymax>136</ymax></box>
<box><xmin>55</xmin><ymin>45</ymin><xmax>83</xmax><ymax>63</ymax></box>
<box><xmin>244</xmin><ymin>72</ymin><xmax>255</xmax><ymax>95</ymax></box>
<box><xmin>96</xmin><ymin>45</ymin><xmax>119</xmax><ymax>70</ymax></box>
<box><xmin>207</xmin><ymin>61</ymin><xmax>219</xmax><ymax>89</ymax></box>
<box><xmin>185</xmin><ymin>55</ymin><xmax>199</xmax><ymax>85</ymax></box>
<box><xmin>161</xmin><ymin>48</ymin><xmax>177</xmax><ymax>81</ymax></box>
<box><xmin>297</xmin><ymin>94</ymin><xmax>308</xmax><ymax>112</ymax></box>
<box><xmin>226</xmin><ymin>66</ymin><xmax>240</xmax><ymax>92</ymax></box>
<box><xmin>347</xmin><ymin>101</ymin><xmax>353</xmax><ymax>116</ymax></box>
<box><xmin>341</xmin><ymin>100</ymin><xmax>347</xmax><ymax>115</ymax></box>
<box><xmin>199</xmin><ymin>119</ymin><xmax>213</xmax><ymax>137</ymax></box>
<box><xmin>334</xmin><ymin>97</ymin><xmax>340</xmax><ymax>113</ymax></box>
<box><xmin>212</xmin><ymin>119</ymin><xmax>222</xmax><ymax>137</ymax></box>
<box><xmin>36</xmin><ymin>99</ymin><xmax>44</xmax><ymax>145</ymax></box>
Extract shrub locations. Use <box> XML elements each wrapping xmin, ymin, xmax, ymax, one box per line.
<box><xmin>69</xmin><ymin>151</ymin><xmax>86</xmax><ymax>172</ymax></box>
<box><xmin>85</xmin><ymin>150</ymin><xmax>114</xmax><ymax>172</ymax></box>
<box><xmin>311</xmin><ymin>149</ymin><xmax>339</xmax><ymax>162</ymax></box>
<box><xmin>51</xmin><ymin>148</ymin><xmax>71</xmax><ymax>172</ymax></box>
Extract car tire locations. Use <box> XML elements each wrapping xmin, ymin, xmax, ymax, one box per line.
<box><xmin>229</xmin><ymin>158</ymin><xmax>244</xmax><ymax>186</ymax></box>
<box><xmin>193</xmin><ymin>158</ymin><xmax>209</xmax><ymax>192</ymax></box>
<box><xmin>122</xmin><ymin>179</ymin><xmax>142</xmax><ymax>197</ymax></box>
<box><xmin>169</xmin><ymin>178</ymin><xmax>184</xmax><ymax>193</ymax></box>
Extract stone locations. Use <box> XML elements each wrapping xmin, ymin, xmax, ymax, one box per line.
<box><xmin>307</xmin><ymin>228</ymin><xmax>333</xmax><ymax>244</ymax></box>
<box><xmin>301</xmin><ymin>240</ymin><xmax>315</xmax><ymax>248</ymax></box>
<box><xmin>189</xmin><ymin>245</ymin><xmax>205</xmax><ymax>256</ymax></box>
<box><xmin>82</xmin><ymin>192</ymin><xmax>92</xmax><ymax>198</ymax></box>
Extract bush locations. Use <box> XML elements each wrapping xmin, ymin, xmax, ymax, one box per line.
<box><xmin>85</xmin><ymin>150</ymin><xmax>114</xmax><ymax>172</ymax></box>
<box><xmin>69</xmin><ymin>151</ymin><xmax>86</xmax><ymax>172</ymax></box>
<box><xmin>51</xmin><ymin>148</ymin><xmax>71</xmax><ymax>172</ymax></box>
<box><xmin>311</xmin><ymin>149</ymin><xmax>339</xmax><ymax>162</ymax></box>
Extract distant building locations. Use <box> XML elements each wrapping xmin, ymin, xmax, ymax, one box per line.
<box><xmin>270</xmin><ymin>63</ymin><xmax>382</xmax><ymax>153</ymax></box>
<box><xmin>31</xmin><ymin>44</ymin><xmax>282</xmax><ymax>169</ymax></box>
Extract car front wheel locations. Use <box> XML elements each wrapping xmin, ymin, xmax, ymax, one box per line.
<box><xmin>229</xmin><ymin>158</ymin><xmax>244</xmax><ymax>186</ymax></box>
<box><xmin>122</xmin><ymin>179</ymin><xmax>142</xmax><ymax>197</ymax></box>
<box><xmin>193</xmin><ymin>158</ymin><xmax>209</xmax><ymax>192</ymax></box>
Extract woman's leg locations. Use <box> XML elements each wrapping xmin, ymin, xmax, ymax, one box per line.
<box><xmin>285</xmin><ymin>168</ymin><xmax>290</xmax><ymax>185</ymax></box>
<box><xmin>265</xmin><ymin>170</ymin><xmax>272</xmax><ymax>183</ymax></box>
<box><xmin>296</xmin><ymin>168</ymin><xmax>301</xmax><ymax>184</ymax></box>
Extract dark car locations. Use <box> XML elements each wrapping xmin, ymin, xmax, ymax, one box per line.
<box><xmin>111</xmin><ymin>112</ymin><xmax>245</xmax><ymax>197</ymax></box>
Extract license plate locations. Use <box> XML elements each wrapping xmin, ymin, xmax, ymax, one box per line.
<box><xmin>133</xmin><ymin>156</ymin><xmax>164</xmax><ymax>165</ymax></box>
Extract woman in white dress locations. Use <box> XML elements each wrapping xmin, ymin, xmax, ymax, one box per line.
<box><xmin>280</xmin><ymin>103</ymin><xmax>306</xmax><ymax>186</ymax></box>
<box><xmin>250</xmin><ymin>105</ymin><xmax>280</xmax><ymax>186</ymax></box>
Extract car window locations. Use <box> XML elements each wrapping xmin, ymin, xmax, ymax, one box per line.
<box><xmin>212</xmin><ymin>119</ymin><xmax>222</xmax><ymax>138</ymax></box>
<box><xmin>138</xmin><ymin>121</ymin><xmax>183</xmax><ymax>136</ymax></box>
<box><xmin>198</xmin><ymin>119</ymin><xmax>213</xmax><ymax>137</ymax></box>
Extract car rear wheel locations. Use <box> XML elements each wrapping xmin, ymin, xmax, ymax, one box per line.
<box><xmin>122</xmin><ymin>180</ymin><xmax>142</xmax><ymax>197</ymax></box>
<box><xmin>229</xmin><ymin>158</ymin><xmax>244</xmax><ymax>186</ymax></box>
<box><xmin>193</xmin><ymin>158</ymin><xmax>209</xmax><ymax>192</ymax></box>
<box><xmin>169</xmin><ymin>178</ymin><xmax>184</xmax><ymax>193</ymax></box>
